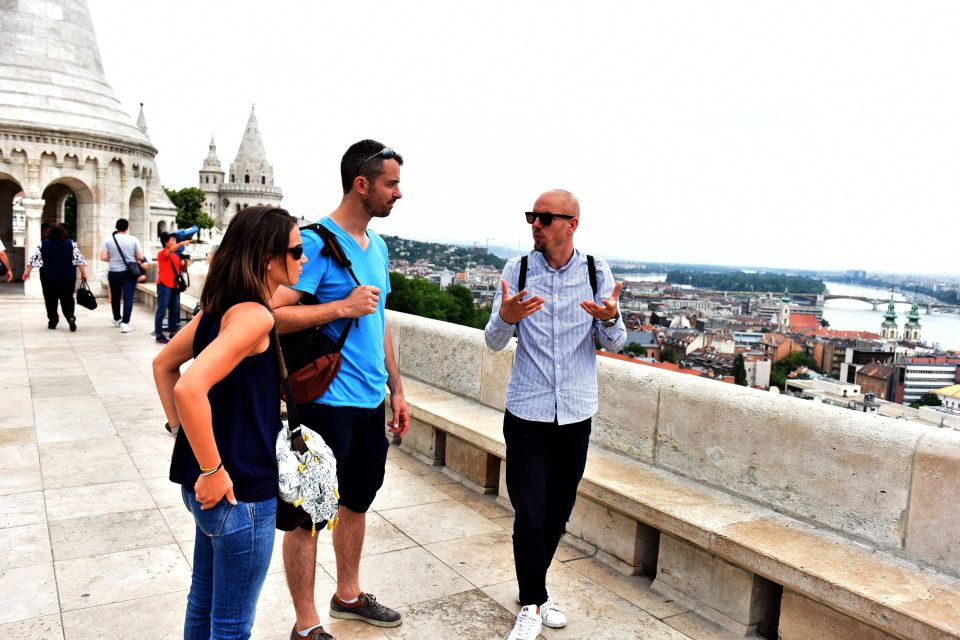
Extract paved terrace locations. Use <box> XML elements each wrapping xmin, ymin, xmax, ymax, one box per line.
<box><xmin>0</xmin><ymin>297</ymin><xmax>734</xmax><ymax>640</ymax></box>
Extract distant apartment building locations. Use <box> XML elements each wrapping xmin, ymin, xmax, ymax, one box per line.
<box><xmin>895</xmin><ymin>356</ymin><xmax>960</xmax><ymax>404</ymax></box>
<box><xmin>855</xmin><ymin>362</ymin><xmax>896</xmax><ymax>401</ymax></box>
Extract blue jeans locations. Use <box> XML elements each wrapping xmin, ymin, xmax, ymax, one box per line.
<box><xmin>180</xmin><ymin>487</ymin><xmax>276</xmax><ymax>640</ymax></box>
<box><xmin>107</xmin><ymin>270</ymin><xmax>137</xmax><ymax>324</ymax></box>
<box><xmin>155</xmin><ymin>283</ymin><xmax>180</xmax><ymax>336</ymax></box>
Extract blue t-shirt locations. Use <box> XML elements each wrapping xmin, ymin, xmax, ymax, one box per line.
<box><xmin>292</xmin><ymin>217</ymin><xmax>391</xmax><ymax>408</ymax></box>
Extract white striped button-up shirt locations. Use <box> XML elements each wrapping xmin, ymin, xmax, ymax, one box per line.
<box><xmin>485</xmin><ymin>250</ymin><xmax>626</xmax><ymax>425</ymax></box>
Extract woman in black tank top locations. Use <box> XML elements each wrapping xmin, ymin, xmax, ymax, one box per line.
<box><xmin>153</xmin><ymin>207</ymin><xmax>307</xmax><ymax>640</ymax></box>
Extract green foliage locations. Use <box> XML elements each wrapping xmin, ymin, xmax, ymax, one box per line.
<box><xmin>820</xmin><ymin>318</ymin><xmax>830</xmax><ymax>327</ymax></box>
<box><xmin>624</xmin><ymin>342</ymin><xmax>647</xmax><ymax>358</ymax></box>
<box><xmin>661</xmin><ymin>345</ymin><xmax>678</xmax><ymax>364</ymax></box>
<box><xmin>386</xmin><ymin>272</ymin><xmax>489</xmax><ymax>329</ymax></box>
<box><xmin>164</xmin><ymin>186</ymin><xmax>214</xmax><ymax>230</ymax></box>
<box><xmin>770</xmin><ymin>351</ymin><xmax>820</xmax><ymax>390</ymax></box>
<box><xmin>910</xmin><ymin>392</ymin><xmax>943</xmax><ymax>409</ymax></box>
<box><xmin>665</xmin><ymin>270</ymin><xmax>826</xmax><ymax>294</ymax></box>
<box><xmin>382</xmin><ymin>235</ymin><xmax>505</xmax><ymax>270</ymax></box>
<box><xmin>733</xmin><ymin>354</ymin><xmax>748</xmax><ymax>386</ymax></box>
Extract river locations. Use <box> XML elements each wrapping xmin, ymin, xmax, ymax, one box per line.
<box><xmin>822</xmin><ymin>282</ymin><xmax>960</xmax><ymax>351</ymax></box>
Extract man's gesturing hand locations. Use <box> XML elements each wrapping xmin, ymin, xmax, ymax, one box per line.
<box><xmin>580</xmin><ymin>281</ymin><xmax>622</xmax><ymax>322</ymax></box>
<box><xmin>498</xmin><ymin>279</ymin><xmax>544</xmax><ymax>325</ymax></box>
<box><xmin>342</xmin><ymin>285</ymin><xmax>380</xmax><ymax>318</ymax></box>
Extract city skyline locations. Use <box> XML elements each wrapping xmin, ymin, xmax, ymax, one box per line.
<box><xmin>89</xmin><ymin>0</ymin><xmax>960</xmax><ymax>275</ymax></box>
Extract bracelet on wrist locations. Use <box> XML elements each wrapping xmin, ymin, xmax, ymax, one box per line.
<box><xmin>199</xmin><ymin>462</ymin><xmax>223</xmax><ymax>476</ymax></box>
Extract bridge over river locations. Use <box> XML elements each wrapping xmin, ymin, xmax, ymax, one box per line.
<box><xmin>790</xmin><ymin>292</ymin><xmax>960</xmax><ymax>313</ymax></box>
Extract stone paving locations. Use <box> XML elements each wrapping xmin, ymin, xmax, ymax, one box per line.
<box><xmin>0</xmin><ymin>297</ymin><xmax>739</xmax><ymax>640</ymax></box>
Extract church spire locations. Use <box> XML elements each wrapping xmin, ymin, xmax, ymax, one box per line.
<box><xmin>881</xmin><ymin>293</ymin><xmax>898</xmax><ymax>341</ymax></box>
<box><xmin>203</xmin><ymin>135</ymin><xmax>222</xmax><ymax>170</ymax></box>
<box><xmin>136</xmin><ymin>102</ymin><xmax>149</xmax><ymax>138</ymax></box>
<box><xmin>233</xmin><ymin>104</ymin><xmax>269</xmax><ymax>165</ymax></box>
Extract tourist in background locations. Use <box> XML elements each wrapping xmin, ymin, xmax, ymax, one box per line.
<box><xmin>0</xmin><ymin>238</ymin><xmax>13</xmax><ymax>282</ymax></box>
<box><xmin>154</xmin><ymin>231</ymin><xmax>191</xmax><ymax>344</ymax></box>
<box><xmin>271</xmin><ymin>140</ymin><xmax>409</xmax><ymax>639</ymax></box>
<box><xmin>22</xmin><ymin>223</ymin><xmax>88</xmax><ymax>331</ymax></box>
<box><xmin>100</xmin><ymin>218</ymin><xmax>143</xmax><ymax>333</ymax></box>
<box><xmin>485</xmin><ymin>189</ymin><xmax>626</xmax><ymax>640</ymax></box>
<box><xmin>153</xmin><ymin>206</ymin><xmax>306</xmax><ymax>640</ymax></box>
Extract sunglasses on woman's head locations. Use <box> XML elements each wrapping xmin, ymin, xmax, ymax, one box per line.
<box><xmin>288</xmin><ymin>244</ymin><xmax>304</xmax><ymax>260</ymax></box>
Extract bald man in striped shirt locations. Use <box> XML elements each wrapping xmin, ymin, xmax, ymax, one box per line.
<box><xmin>485</xmin><ymin>189</ymin><xmax>626</xmax><ymax>640</ymax></box>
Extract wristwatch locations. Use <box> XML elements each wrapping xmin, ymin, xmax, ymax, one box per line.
<box><xmin>601</xmin><ymin>312</ymin><xmax>620</xmax><ymax>328</ymax></box>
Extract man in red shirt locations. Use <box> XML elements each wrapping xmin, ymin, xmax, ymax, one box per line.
<box><xmin>155</xmin><ymin>232</ymin><xmax>191</xmax><ymax>344</ymax></box>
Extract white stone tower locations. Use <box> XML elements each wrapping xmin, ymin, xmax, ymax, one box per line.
<box><xmin>777</xmin><ymin>288</ymin><xmax>791</xmax><ymax>333</ymax></box>
<box><xmin>199</xmin><ymin>137</ymin><xmax>225</xmax><ymax>221</ymax></box>
<box><xmin>903</xmin><ymin>299</ymin><xmax>922</xmax><ymax>342</ymax></box>
<box><xmin>0</xmin><ymin>0</ymin><xmax>177</xmax><ymax>294</ymax></box>
<box><xmin>214</xmin><ymin>106</ymin><xmax>283</xmax><ymax>228</ymax></box>
<box><xmin>881</xmin><ymin>296</ymin><xmax>899</xmax><ymax>341</ymax></box>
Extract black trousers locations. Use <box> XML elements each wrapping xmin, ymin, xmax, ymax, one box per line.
<box><xmin>40</xmin><ymin>276</ymin><xmax>75</xmax><ymax>325</ymax></box>
<box><xmin>503</xmin><ymin>409</ymin><xmax>591</xmax><ymax>607</ymax></box>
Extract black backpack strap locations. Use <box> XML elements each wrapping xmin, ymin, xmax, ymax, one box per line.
<box><xmin>301</xmin><ymin>222</ymin><xmax>362</xmax><ymax>328</ymax></box>
<box><xmin>587</xmin><ymin>254</ymin><xmax>598</xmax><ymax>299</ymax></box>
<box><xmin>304</xmin><ymin>223</ymin><xmax>362</xmax><ymax>287</ymax></box>
<box><xmin>517</xmin><ymin>255</ymin><xmax>528</xmax><ymax>294</ymax></box>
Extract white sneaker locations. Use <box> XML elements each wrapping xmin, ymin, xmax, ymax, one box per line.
<box><xmin>507</xmin><ymin>605</ymin><xmax>542</xmax><ymax>640</ymax></box>
<box><xmin>111</xmin><ymin>319</ymin><xmax>122</xmax><ymax>327</ymax></box>
<box><xmin>120</xmin><ymin>323</ymin><xmax>133</xmax><ymax>333</ymax></box>
<box><xmin>540</xmin><ymin>597</ymin><xmax>567</xmax><ymax>629</ymax></box>
<box><xmin>515</xmin><ymin>592</ymin><xmax>566</xmax><ymax>629</ymax></box>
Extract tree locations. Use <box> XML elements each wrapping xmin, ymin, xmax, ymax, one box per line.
<box><xmin>661</xmin><ymin>345</ymin><xmax>678</xmax><ymax>364</ymax></box>
<box><xmin>910</xmin><ymin>392</ymin><xmax>943</xmax><ymax>410</ymax></box>
<box><xmin>164</xmin><ymin>186</ymin><xmax>214</xmax><ymax>230</ymax></box>
<box><xmin>733</xmin><ymin>354</ymin><xmax>748</xmax><ymax>386</ymax></box>
<box><xmin>820</xmin><ymin>318</ymin><xmax>830</xmax><ymax>328</ymax></box>
<box><xmin>386</xmin><ymin>272</ymin><xmax>489</xmax><ymax>330</ymax></box>
<box><xmin>624</xmin><ymin>342</ymin><xmax>647</xmax><ymax>358</ymax></box>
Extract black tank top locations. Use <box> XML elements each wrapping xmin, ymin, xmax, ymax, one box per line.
<box><xmin>169</xmin><ymin>312</ymin><xmax>281</xmax><ymax>502</ymax></box>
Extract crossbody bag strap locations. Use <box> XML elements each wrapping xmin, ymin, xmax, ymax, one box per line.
<box><xmin>112</xmin><ymin>233</ymin><xmax>136</xmax><ymax>271</ymax></box>
<box><xmin>271</xmin><ymin>326</ymin><xmax>308</xmax><ymax>454</ymax></box>
<box><xmin>517</xmin><ymin>255</ymin><xmax>528</xmax><ymax>294</ymax></box>
<box><xmin>303</xmin><ymin>222</ymin><xmax>363</xmax><ymax>331</ymax></box>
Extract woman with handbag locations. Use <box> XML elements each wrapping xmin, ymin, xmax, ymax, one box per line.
<box><xmin>99</xmin><ymin>218</ymin><xmax>144</xmax><ymax>333</ymax></box>
<box><xmin>22</xmin><ymin>223</ymin><xmax>88</xmax><ymax>331</ymax></box>
<box><xmin>153</xmin><ymin>206</ymin><xmax>306</xmax><ymax>640</ymax></box>
<box><xmin>154</xmin><ymin>231</ymin><xmax>192</xmax><ymax>344</ymax></box>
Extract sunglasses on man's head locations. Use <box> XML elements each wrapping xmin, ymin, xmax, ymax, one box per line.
<box><xmin>288</xmin><ymin>244</ymin><xmax>304</xmax><ymax>260</ymax></box>
<box><xmin>356</xmin><ymin>147</ymin><xmax>400</xmax><ymax>177</ymax></box>
<box><xmin>525</xmin><ymin>211</ymin><xmax>575</xmax><ymax>226</ymax></box>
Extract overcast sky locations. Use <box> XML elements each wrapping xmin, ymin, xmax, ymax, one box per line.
<box><xmin>88</xmin><ymin>1</ymin><xmax>960</xmax><ymax>276</ymax></box>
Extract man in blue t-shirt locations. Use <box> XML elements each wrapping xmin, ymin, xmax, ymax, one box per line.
<box><xmin>272</xmin><ymin>140</ymin><xmax>409</xmax><ymax>639</ymax></box>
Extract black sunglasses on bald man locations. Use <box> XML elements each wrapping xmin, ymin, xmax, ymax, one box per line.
<box><xmin>525</xmin><ymin>211</ymin><xmax>575</xmax><ymax>226</ymax></box>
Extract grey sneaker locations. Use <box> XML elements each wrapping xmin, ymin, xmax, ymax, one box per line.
<box><xmin>289</xmin><ymin>624</ymin><xmax>333</xmax><ymax>639</ymax></box>
<box><xmin>329</xmin><ymin>592</ymin><xmax>401</xmax><ymax>628</ymax></box>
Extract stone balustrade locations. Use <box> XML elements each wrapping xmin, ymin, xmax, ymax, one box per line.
<box><xmin>386</xmin><ymin>310</ymin><xmax>960</xmax><ymax>639</ymax></box>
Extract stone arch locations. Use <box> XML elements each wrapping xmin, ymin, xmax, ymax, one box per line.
<box><xmin>128</xmin><ymin>186</ymin><xmax>146</xmax><ymax>241</ymax></box>
<box><xmin>0</xmin><ymin>172</ymin><xmax>25</xmax><ymax>275</ymax></box>
<box><xmin>157</xmin><ymin>220</ymin><xmax>167</xmax><ymax>237</ymax></box>
<box><xmin>41</xmin><ymin>177</ymin><xmax>95</xmax><ymax>266</ymax></box>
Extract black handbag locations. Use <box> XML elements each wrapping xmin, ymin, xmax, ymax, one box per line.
<box><xmin>277</xmin><ymin>223</ymin><xmax>361</xmax><ymax>405</ymax></box>
<box><xmin>174</xmin><ymin>261</ymin><xmax>189</xmax><ymax>293</ymax></box>
<box><xmin>76</xmin><ymin>280</ymin><xmax>97</xmax><ymax>310</ymax></box>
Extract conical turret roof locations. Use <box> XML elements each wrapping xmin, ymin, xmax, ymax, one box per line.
<box><xmin>883</xmin><ymin>295</ymin><xmax>898</xmax><ymax>324</ymax></box>
<box><xmin>233</xmin><ymin>106</ymin><xmax>269</xmax><ymax>164</ymax></box>
<box><xmin>907</xmin><ymin>299</ymin><xmax>921</xmax><ymax>326</ymax></box>
<box><xmin>203</xmin><ymin>136</ymin><xmax>223</xmax><ymax>172</ymax></box>
<box><xmin>136</xmin><ymin>103</ymin><xmax>149</xmax><ymax>138</ymax></box>
<box><xmin>0</xmin><ymin>0</ymin><xmax>154</xmax><ymax>152</ymax></box>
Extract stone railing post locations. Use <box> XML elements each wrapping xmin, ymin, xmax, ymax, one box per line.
<box><xmin>21</xmin><ymin>197</ymin><xmax>44</xmax><ymax>298</ymax></box>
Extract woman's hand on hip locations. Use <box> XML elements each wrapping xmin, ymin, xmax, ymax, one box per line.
<box><xmin>194</xmin><ymin>467</ymin><xmax>237</xmax><ymax>510</ymax></box>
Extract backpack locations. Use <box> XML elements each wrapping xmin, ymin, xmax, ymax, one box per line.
<box><xmin>277</xmin><ymin>223</ymin><xmax>361</xmax><ymax>404</ymax></box>
<box><xmin>517</xmin><ymin>253</ymin><xmax>598</xmax><ymax>298</ymax></box>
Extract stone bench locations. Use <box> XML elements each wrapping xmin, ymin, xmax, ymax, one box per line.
<box><xmin>386</xmin><ymin>311</ymin><xmax>960</xmax><ymax>639</ymax></box>
<box><xmin>134</xmin><ymin>282</ymin><xmax>199</xmax><ymax>320</ymax></box>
